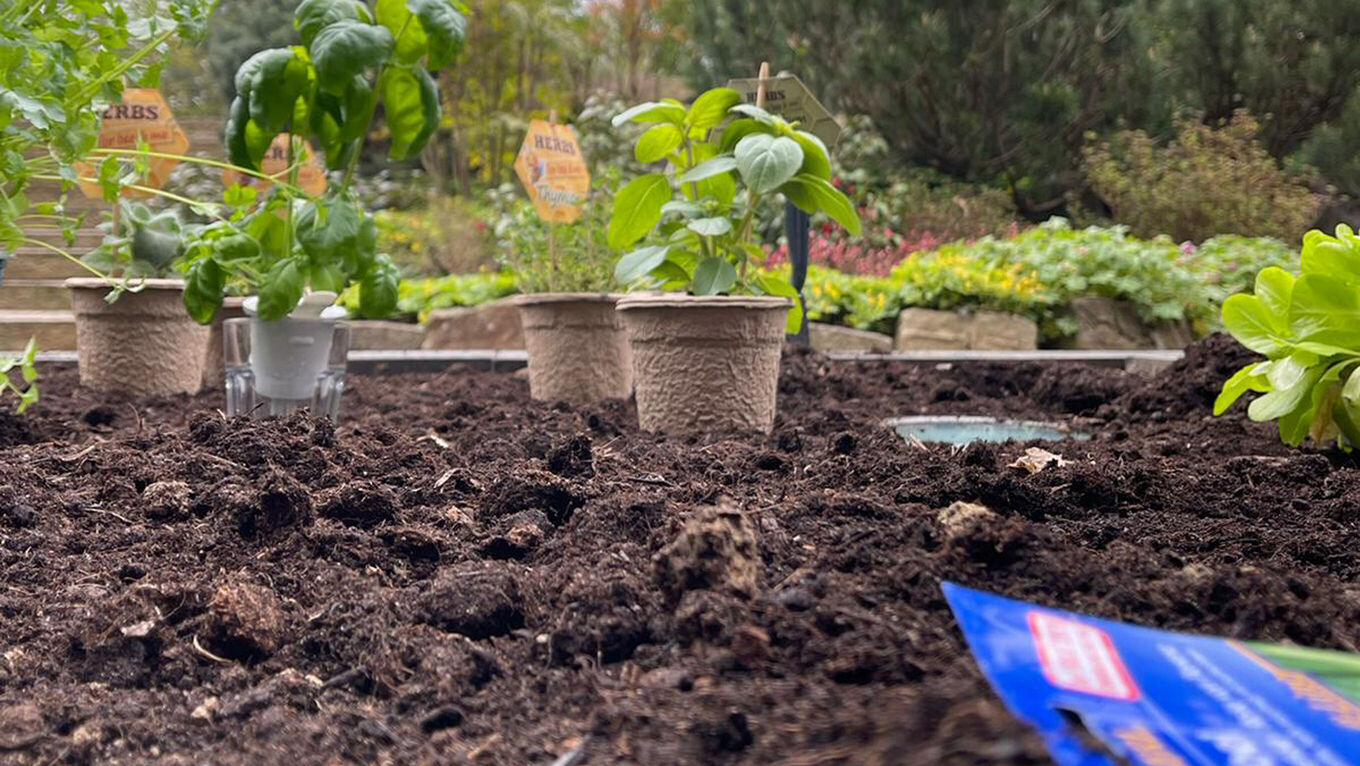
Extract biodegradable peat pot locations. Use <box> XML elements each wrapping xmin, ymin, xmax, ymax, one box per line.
<box><xmin>65</xmin><ymin>277</ymin><xmax>209</xmax><ymax>395</ymax></box>
<box><xmin>616</xmin><ymin>294</ymin><xmax>790</xmax><ymax>434</ymax></box>
<box><xmin>517</xmin><ymin>293</ymin><xmax>633</xmax><ymax>405</ymax></box>
<box><xmin>200</xmin><ymin>296</ymin><xmax>247</xmax><ymax>391</ymax></box>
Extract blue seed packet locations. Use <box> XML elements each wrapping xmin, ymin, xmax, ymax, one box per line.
<box><xmin>942</xmin><ymin>582</ymin><xmax>1360</xmax><ymax>765</ymax></box>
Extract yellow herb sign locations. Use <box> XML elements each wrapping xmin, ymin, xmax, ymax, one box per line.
<box><xmin>77</xmin><ymin>89</ymin><xmax>189</xmax><ymax>199</ymax></box>
<box><xmin>221</xmin><ymin>133</ymin><xmax>328</xmax><ymax>198</ymax></box>
<box><xmin>514</xmin><ymin>120</ymin><xmax>590</xmax><ymax>223</ymax></box>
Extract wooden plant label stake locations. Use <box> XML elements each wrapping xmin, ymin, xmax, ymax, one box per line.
<box><xmin>76</xmin><ymin>89</ymin><xmax>190</xmax><ymax>199</ymax></box>
<box><xmin>726</xmin><ymin>70</ymin><xmax>842</xmax><ymax>149</ymax></box>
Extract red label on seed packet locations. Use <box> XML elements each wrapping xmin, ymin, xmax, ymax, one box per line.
<box><xmin>1029</xmin><ymin>611</ymin><xmax>1140</xmax><ymax>701</ymax></box>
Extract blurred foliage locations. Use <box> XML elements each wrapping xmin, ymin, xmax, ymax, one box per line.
<box><xmin>376</xmin><ymin>197</ymin><xmax>498</xmax><ymax>276</ymax></box>
<box><xmin>802</xmin><ymin>220</ymin><xmax>1296</xmax><ymax>342</ymax></box>
<box><xmin>487</xmin><ymin>171</ymin><xmax>618</xmax><ymax>293</ymax></box>
<box><xmin>339</xmin><ymin>271</ymin><xmax>519</xmax><ymax>322</ymax></box>
<box><xmin>1083</xmin><ymin>111</ymin><xmax>1318</xmax><ymax>243</ymax></box>
<box><xmin>683</xmin><ymin>0</ymin><xmax>1171</xmax><ymax>217</ymax></box>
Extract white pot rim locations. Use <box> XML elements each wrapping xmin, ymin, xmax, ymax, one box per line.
<box><xmin>242</xmin><ymin>295</ymin><xmax>347</xmax><ymax>322</ymax></box>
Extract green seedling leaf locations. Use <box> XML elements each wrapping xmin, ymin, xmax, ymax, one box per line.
<box><xmin>1289</xmin><ymin>274</ymin><xmax>1360</xmax><ymax>349</ymax></box>
<box><xmin>754</xmin><ymin>273</ymin><xmax>804</xmax><ymax>334</ymax></box>
<box><xmin>719</xmin><ymin>118</ymin><xmax>768</xmax><ymax>153</ymax></box>
<box><xmin>792</xmin><ymin>130</ymin><xmax>831</xmax><ymax>179</ymax></box>
<box><xmin>1214</xmin><ymin>362</ymin><xmax>1270</xmax><ymax>415</ymax></box>
<box><xmin>734</xmin><ymin>133</ymin><xmax>803</xmax><ymax>194</ymax></box>
<box><xmin>676</xmin><ymin>156</ymin><xmax>738</xmax><ymax>185</ymax></box>
<box><xmin>686</xmin><ymin>87</ymin><xmax>740</xmax><ymax>131</ymax></box>
<box><xmin>612</xmin><ymin>101</ymin><xmax>686</xmax><ymax>127</ymax></box>
<box><xmin>686</xmin><ymin>217</ymin><xmax>732</xmax><ymax>237</ymax></box>
<box><xmin>614</xmin><ymin>244</ymin><xmax>670</xmax><ymax>284</ymax></box>
<box><xmin>784</xmin><ymin>173</ymin><xmax>862</xmax><ymax>236</ymax></box>
<box><xmin>359</xmin><ymin>255</ymin><xmax>400</xmax><ymax>317</ymax></box>
<box><xmin>608</xmin><ymin>173</ymin><xmax>671</xmax><ymax>250</ymax></box>
<box><xmin>635</xmin><ymin>123</ymin><xmax>683</xmax><ymax>164</ymax></box>
<box><xmin>1249</xmin><ymin>360</ymin><xmax>1324</xmax><ymax>422</ymax></box>
<box><xmin>257</xmin><ymin>258</ymin><xmax>306</xmax><ymax>320</ymax></box>
<box><xmin>1222</xmin><ymin>293</ymin><xmax>1291</xmax><ymax>357</ymax></box>
<box><xmin>692</xmin><ymin>256</ymin><xmax>736</xmax><ymax>295</ymax></box>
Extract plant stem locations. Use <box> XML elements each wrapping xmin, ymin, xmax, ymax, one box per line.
<box><xmin>681</xmin><ymin>137</ymin><xmax>715</xmax><ymax>263</ymax></box>
<box><xmin>21</xmin><ymin>237</ymin><xmax>113</xmax><ymax>281</ymax></box>
<box><xmin>87</xmin><ymin>149</ymin><xmax>308</xmax><ymax>195</ymax></box>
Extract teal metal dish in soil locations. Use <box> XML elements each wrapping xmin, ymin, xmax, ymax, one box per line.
<box><xmin>886</xmin><ymin>415</ymin><xmax>1090</xmax><ymax>446</ymax></box>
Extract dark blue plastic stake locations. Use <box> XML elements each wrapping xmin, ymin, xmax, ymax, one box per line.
<box><xmin>785</xmin><ymin>201</ymin><xmax>811</xmax><ymax>344</ymax></box>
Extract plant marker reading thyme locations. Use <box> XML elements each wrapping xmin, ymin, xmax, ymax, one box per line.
<box><xmin>514</xmin><ymin>119</ymin><xmax>591</xmax><ymax>224</ymax></box>
<box><xmin>76</xmin><ymin>89</ymin><xmax>190</xmax><ymax>200</ymax></box>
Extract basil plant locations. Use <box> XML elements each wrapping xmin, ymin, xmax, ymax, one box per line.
<box><xmin>607</xmin><ymin>87</ymin><xmax>862</xmax><ymax>333</ymax></box>
<box><xmin>1217</xmin><ymin>225</ymin><xmax>1360</xmax><ymax>448</ymax></box>
<box><xmin>179</xmin><ymin>0</ymin><xmax>466</xmax><ymax>323</ymax></box>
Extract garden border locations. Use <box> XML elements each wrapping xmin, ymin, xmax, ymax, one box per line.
<box><xmin>21</xmin><ymin>348</ymin><xmax>1182</xmax><ymax>375</ymax></box>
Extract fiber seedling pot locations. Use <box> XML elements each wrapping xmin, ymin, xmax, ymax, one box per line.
<box><xmin>65</xmin><ymin>277</ymin><xmax>209</xmax><ymax>396</ymax></box>
<box><xmin>517</xmin><ymin>293</ymin><xmax>633</xmax><ymax>405</ymax></box>
<box><xmin>616</xmin><ymin>294</ymin><xmax>790</xmax><ymax>434</ymax></box>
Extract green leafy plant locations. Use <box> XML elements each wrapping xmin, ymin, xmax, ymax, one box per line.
<box><xmin>1084</xmin><ymin>112</ymin><xmax>1318</xmax><ymax>244</ymax></box>
<box><xmin>491</xmin><ymin>171</ymin><xmax>618</xmax><ymax>294</ymax></box>
<box><xmin>339</xmin><ymin>270</ymin><xmax>517</xmax><ymax>322</ymax></box>
<box><xmin>607</xmin><ymin>87</ymin><xmax>862</xmax><ymax>332</ymax></box>
<box><xmin>0</xmin><ymin>339</ymin><xmax>39</xmax><ymax>414</ymax></box>
<box><xmin>1216</xmin><ymin>225</ymin><xmax>1360</xmax><ymax>448</ymax></box>
<box><xmin>0</xmin><ymin>0</ymin><xmax>215</xmax><ymax>413</ymax></box>
<box><xmin>82</xmin><ymin>200</ymin><xmax>186</xmax><ymax>279</ymax></box>
<box><xmin>177</xmin><ymin>0</ymin><xmax>468</xmax><ymax>323</ymax></box>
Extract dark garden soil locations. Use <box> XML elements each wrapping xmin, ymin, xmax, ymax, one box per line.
<box><xmin>3</xmin><ymin>334</ymin><xmax>1359</xmax><ymax>765</ymax></box>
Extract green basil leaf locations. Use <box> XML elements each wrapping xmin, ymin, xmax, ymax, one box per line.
<box><xmin>410</xmin><ymin>0</ymin><xmax>466</xmax><ymax>69</ymax></box>
<box><xmin>358</xmin><ymin>255</ymin><xmax>400</xmax><ymax>318</ymax></box>
<box><xmin>311</xmin><ymin>20</ymin><xmax>394</xmax><ymax>94</ymax></box>
<box><xmin>614</xmin><ymin>244</ymin><xmax>670</xmax><ymax>284</ymax></box>
<box><xmin>792</xmin><ymin>130</ymin><xmax>831</xmax><ymax>179</ymax></box>
<box><xmin>784</xmin><ymin>173</ymin><xmax>862</xmax><ymax>236</ymax></box>
<box><xmin>297</xmin><ymin>199</ymin><xmax>361</xmax><ymax>259</ymax></box>
<box><xmin>676</xmin><ymin>156</ymin><xmax>738</xmax><ymax>184</ymax></box>
<box><xmin>607</xmin><ymin>173</ymin><xmax>671</xmax><ymax>250</ymax></box>
<box><xmin>611</xmin><ymin>101</ymin><xmax>686</xmax><ymax>127</ymax></box>
<box><xmin>734</xmin><ymin>133</ymin><xmax>803</xmax><ymax>194</ymax></box>
<box><xmin>692</xmin><ymin>256</ymin><xmax>736</xmax><ymax>295</ymax></box>
<box><xmin>686</xmin><ymin>87</ymin><xmax>740</xmax><ymax>131</ymax></box>
<box><xmin>257</xmin><ymin>259</ymin><xmax>306</xmax><ymax>321</ymax></box>
<box><xmin>381</xmin><ymin>65</ymin><xmax>439</xmax><ymax>160</ymax></box>
<box><xmin>183</xmin><ymin>258</ymin><xmax>225</xmax><ymax>324</ymax></box>
<box><xmin>719</xmin><ymin>118</ymin><xmax>768</xmax><ymax>153</ymax></box>
<box><xmin>295</xmin><ymin>0</ymin><xmax>373</xmax><ymax>46</ymax></box>
<box><xmin>635</xmin><ymin>123</ymin><xmax>684</xmax><ymax>164</ymax></box>
<box><xmin>686</xmin><ymin>217</ymin><xmax>732</xmax><ymax>237</ymax></box>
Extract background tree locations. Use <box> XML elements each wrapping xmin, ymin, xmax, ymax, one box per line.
<box><xmin>681</xmin><ymin>0</ymin><xmax>1173</xmax><ymax>217</ymax></box>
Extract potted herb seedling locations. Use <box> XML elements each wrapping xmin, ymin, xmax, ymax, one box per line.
<box><xmin>607</xmin><ymin>87</ymin><xmax>861</xmax><ymax>433</ymax></box>
<box><xmin>500</xmin><ymin>175</ymin><xmax>634</xmax><ymax>404</ymax></box>
<box><xmin>0</xmin><ymin>0</ymin><xmax>215</xmax><ymax>408</ymax></box>
<box><xmin>1216</xmin><ymin>225</ymin><xmax>1360</xmax><ymax>447</ymax></box>
<box><xmin>176</xmin><ymin>0</ymin><xmax>467</xmax><ymax>417</ymax></box>
<box><xmin>67</xmin><ymin>200</ymin><xmax>210</xmax><ymax>395</ymax></box>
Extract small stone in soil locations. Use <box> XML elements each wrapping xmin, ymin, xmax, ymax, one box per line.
<box><xmin>418</xmin><ymin>706</ymin><xmax>464</xmax><ymax>733</ymax></box>
<box><xmin>142</xmin><ymin>480</ymin><xmax>191</xmax><ymax>520</ymax></box>
<box><xmin>653</xmin><ymin>500</ymin><xmax>760</xmax><ymax>602</ymax></box>
<box><xmin>205</xmin><ymin>583</ymin><xmax>287</xmax><ymax>659</ymax></box>
<box><xmin>2</xmin><ymin>502</ymin><xmax>36</xmax><ymax>528</ymax></box>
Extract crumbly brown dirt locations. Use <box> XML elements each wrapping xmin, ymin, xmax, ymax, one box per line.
<box><xmin>2</xmin><ymin>334</ymin><xmax>1355</xmax><ymax>765</ymax></box>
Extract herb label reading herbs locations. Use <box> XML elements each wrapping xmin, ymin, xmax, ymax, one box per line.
<box><xmin>515</xmin><ymin>120</ymin><xmax>591</xmax><ymax>224</ymax></box>
<box><xmin>77</xmin><ymin>89</ymin><xmax>189</xmax><ymax>199</ymax></box>
<box><xmin>221</xmin><ymin>133</ymin><xmax>328</xmax><ymax>198</ymax></box>
<box><xmin>725</xmin><ymin>74</ymin><xmax>842</xmax><ymax>149</ymax></box>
